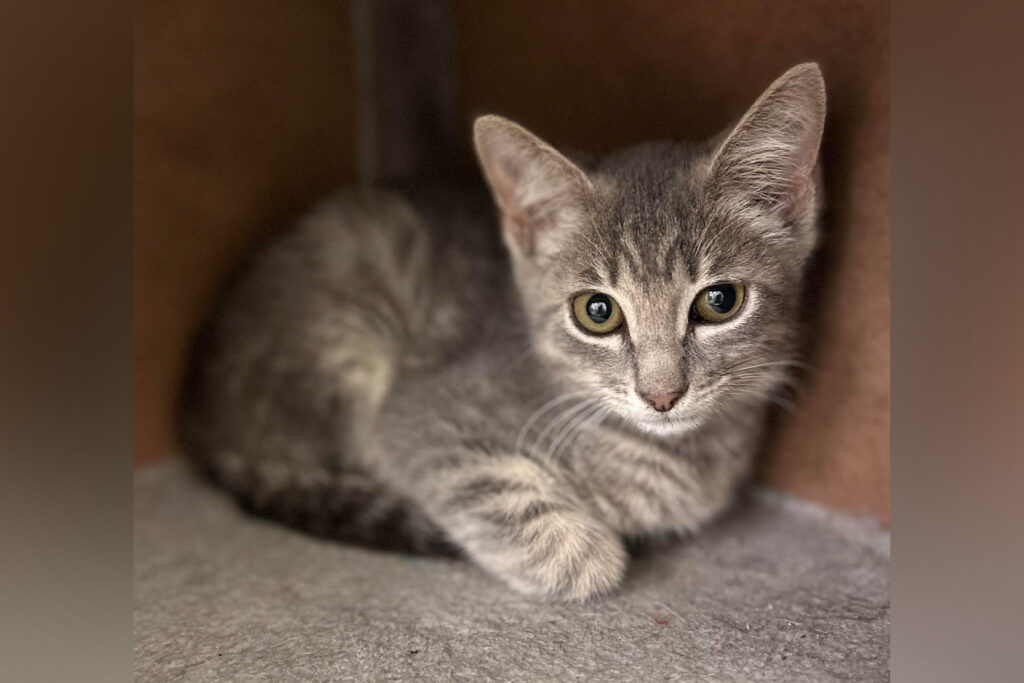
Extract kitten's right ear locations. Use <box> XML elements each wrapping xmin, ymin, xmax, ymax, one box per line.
<box><xmin>473</xmin><ymin>115</ymin><xmax>593</xmax><ymax>259</ymax></box>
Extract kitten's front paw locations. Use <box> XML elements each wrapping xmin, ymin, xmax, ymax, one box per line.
<box><xmin>497</xmin><ymin>510</ymin><xmax>628</xmax><ymax>602</ymax></box>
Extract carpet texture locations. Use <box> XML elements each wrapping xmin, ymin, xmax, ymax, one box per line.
<box><xmin>134</xmin><ymin>460</ymin><xmax>889</xmax><ymax>681</ymax></box>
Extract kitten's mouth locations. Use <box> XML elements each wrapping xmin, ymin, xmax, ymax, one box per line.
<box><xmin>637</xmin><ymin>416</ymin><xmax>703</xmax><ymax>435</ymax></box>
<box><xmin>624</xmin><ymin>404</ymin><xmax>706</xmax><ymax>436</ymax></box>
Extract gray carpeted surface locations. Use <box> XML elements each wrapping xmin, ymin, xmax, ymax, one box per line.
<box><xmin>134</xmin><ymin>460</ymin><xmax>889</xmax><ymax>681</ymax></box>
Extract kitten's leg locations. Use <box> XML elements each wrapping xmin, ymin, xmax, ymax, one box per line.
<box><xmin>391</xmin><ymin>452</ymin><xmax>627</xmax><ymax>601</ymax></box>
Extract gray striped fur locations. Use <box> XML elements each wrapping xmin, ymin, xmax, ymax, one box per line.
<box><xmin>181</xmin><ymin>64</ymin><xmax>826</xmax><ymax>600</ymax></box>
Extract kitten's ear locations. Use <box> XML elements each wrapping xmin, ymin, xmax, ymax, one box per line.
<box><xmin>708</xmin><ymin>63</ymin><xmax>826</xmax><ymax>232</ymax></box>
<box><xmin>474</xmin><ymin>115</ymin><xmax>593</xmax><ymax>258</ymax></box>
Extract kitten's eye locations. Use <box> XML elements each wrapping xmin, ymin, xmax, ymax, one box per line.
<box><xmin>691</xmin><ymin>283</ymin><xmax>745</xmax><ymax>323</ymax></box>
<box><xmin>572</xmin><ymin>292</ymin><xmax>624</xmax><ymax>334</ymax></box>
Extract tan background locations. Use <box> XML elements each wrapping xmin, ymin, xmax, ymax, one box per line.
<box><xmin>135</xmin><ymin>0</ymin><xmax>889</xmax><ymax>521</ymax></box>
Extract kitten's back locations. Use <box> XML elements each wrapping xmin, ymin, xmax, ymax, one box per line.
<box><xmin>179</xmin><ymin>184</ymin><xmax>495</xmax><ymax>553</ymax></box>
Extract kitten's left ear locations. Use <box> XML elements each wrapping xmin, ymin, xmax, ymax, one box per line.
<box><xmin>708</xmin><ymin>63</ymin><xmax>826</xmax><ymax>239</ymax></box>
<box><xmin>474</xmin><ymin>115</ymin><xmax>593</xmax><ymax>259</ymax></box>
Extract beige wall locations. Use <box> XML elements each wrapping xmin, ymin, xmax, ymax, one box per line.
<box><xmin>134</xmin><ymin>1</ymin><xmax>889</xmax><ymax>521</ymax></box>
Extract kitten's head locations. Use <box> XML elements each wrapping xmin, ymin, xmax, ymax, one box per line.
<box><xmin>474</xmin><ymin>64</ymin><xmax>826</xmax><ymax>435</ymax></box>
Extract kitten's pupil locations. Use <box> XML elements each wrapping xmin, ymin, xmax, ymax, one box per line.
<box><xmin>586</xmin><ymin>294</ymin><xmax>611</xmax><ymax>323</ymax></box>
<box><xmin>706</xmin><ymin>285</ymin><xmax>736</xmax><ymax>314</ymax></box>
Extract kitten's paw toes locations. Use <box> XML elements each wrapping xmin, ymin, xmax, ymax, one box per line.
<box><xmin>511</xmin><ymin>511</ymin><xmax>627</xmax><ymax>602</ymax></box>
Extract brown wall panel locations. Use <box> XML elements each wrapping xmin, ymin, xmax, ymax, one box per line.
<box><xmin>453</xmin><ymin>0</ymin><xmax>890</xmax><ymax>520</ymax></box>
<box><xmin>134</xmin><ymin>1</ymin><xmax>358</xmax><ymax>465</ymax></box>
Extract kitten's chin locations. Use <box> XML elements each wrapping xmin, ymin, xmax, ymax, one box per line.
<box><xmin>627</xmin><ymin>410</ymin><xmax>706</xmax><ymax>437</ymax></box>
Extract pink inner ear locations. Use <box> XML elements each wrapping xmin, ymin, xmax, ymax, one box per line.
<box><xmin>785</xmin><ymin>160</ymin><xmax>821</xmax><ymax>224</ymax></box>
<box><xmin>488</xmin><ymin>157</ymin><xmax>536</xmax><ymax>253</ymax></box>
<box><xmin>506</xmin><ymin>205</ymin><xmax>536</xmax><ymax>254</ymax></box>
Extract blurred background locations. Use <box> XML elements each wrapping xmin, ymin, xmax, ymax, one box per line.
<box><xmin>135</xmin><ymin>0</ymin><xmax>889</xmax><ymax>521</ymax></box>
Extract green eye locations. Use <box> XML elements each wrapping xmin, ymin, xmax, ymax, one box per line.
<box><xmin>572</xmin><ymin>292</ymin><xmax>624</xmax><ymax>334</ymax></box>
<box><xmin>691</xmin><ymin>283</ymin><xmax>745</xmax><ymax>323</ymax></box>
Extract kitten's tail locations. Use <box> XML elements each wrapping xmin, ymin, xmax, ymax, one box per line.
<box><xmin>193</xmin><ymin>449</ymin><xmax>458</xmax><ymax>556</ymax></box>
<box><xmin>178</xmin><ymin>322</ymin><xmax>455</xmax><ymax>556</ymax></box>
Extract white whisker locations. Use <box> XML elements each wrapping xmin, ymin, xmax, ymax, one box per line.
<box><xmin>725</xmin><ymin>358</ymin><xmax>812</xmax><ymax>375</ymax></box>
<box><xmin>530</xmin><ymin>398</ymin><xmax>598</xmax><ymax>461</ymax></box>
<box><xmin>513</xmin><ymin>391</ymin><xmax>591</xmax><ymax>458</ymax></box>
<box><xmin>548</xmin><ymin>402</ymin><xmax>609</xmax><ymax>462</ymax></box>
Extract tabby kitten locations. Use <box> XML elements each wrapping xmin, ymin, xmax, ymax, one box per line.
<box><xmin>182</xmin><ymin>63</ymin><xmax>826</xmax><ymax>601</ymax></box>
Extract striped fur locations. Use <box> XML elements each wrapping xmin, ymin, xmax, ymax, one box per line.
<box><xmin>181</xmin><ymin>64</ymin><xmax>826</xmax><ymax>601</ymax></box>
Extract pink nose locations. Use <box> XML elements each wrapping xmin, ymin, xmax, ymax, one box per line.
<box><xmin>640</xmin><ymin>391</ymin><xmax>684</xmax><ymax>412</ymax></box>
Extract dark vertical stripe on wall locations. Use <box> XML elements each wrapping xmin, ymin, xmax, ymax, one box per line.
<box><xmin>351</xmin><ymin>0</ymin><xmax>461</xmax><ymax>183</ymax></box>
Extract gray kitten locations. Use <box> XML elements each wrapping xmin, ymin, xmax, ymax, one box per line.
<box><xmin>182</xmin><ymin>63</ymin><xmax>826</xmax><ymax>601</ymax></box>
